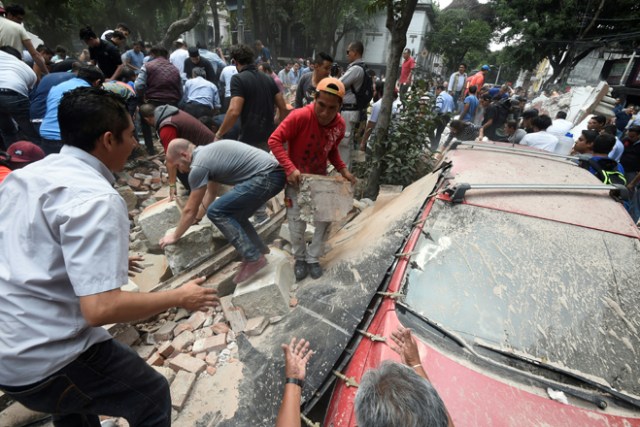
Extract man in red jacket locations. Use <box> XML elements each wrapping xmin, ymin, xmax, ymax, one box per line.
<box><xmin>268</xmin><ymin>77</ymin><xmax>356</xmax><ymax>281</ymax></box>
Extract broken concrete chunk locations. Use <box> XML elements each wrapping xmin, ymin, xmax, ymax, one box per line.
<box><xmin>232</xmin><ymin>249</ymin><xmax>294</xmax><ymax>318</ymax></box>
<box><xmin>163</xmin><ymin>225</ymin><xmax>217</xmax><ymax>275</ymax></box>
<box><xmin>134</xmin><ymin>345</ymin><xmax>156</xmax><ymax>360</ymax></box>
<box><xmin>185</xmin><ymin>311</ymin><xmax>208</xmax><ymax>330</ymax></box>
<box><xmin>117</xmin><ymin>185</ymin><xmax>138</xmax><ymax>211</ymax></box>
<box><xmin>174</xmin><ymin>308</ymin><xmax>190</xmax><ymax>322</ymax></box>
<box><xmin>171</xmin><ymin>331</ymin><xmax>195</xmax><ymax>352</ymax></box>
<box><xmin>298</xmin><ymin>174</ymin><xmax>354</xmax><ymax>222</ymax></box>
<box><xmin>139</xmin><ymin>199</ymin><xmax>182</xmax><ymax>251</ymax></box>
<box><xmin>192</xmin><ymin>334</ymin><xmax>227</xmax><ymax>354</ymax></box>
<box><xmin>111</xmin><ymin>324</ymin><xmax>140</xmax><ymax>347</ymax></box>
<box><xmin>169</xmin><ymin>353</ymin><xmax>207</xmax><ymax>375</ymax></box>
<box><xmin>153</xmin><ymin>366</ymin><xmax>176</xmax><ymax>385</ymax></box>
<box><xmin>154</xmin><ymin>321</ymin><xmax>177</xmax><ymax>342</ymax></box>
<box><xmin>194</xmin><ymin>327</ymin><xmax>214</xmax><ymax>341</ymax></box>
<box><xmin>205</xmin><ymin>352</ymin><xmax>218</xmax><ymax>366</ymax></box>
<box><xmin>244</xmin><ymin>316</ymin><xmax>268</xmax><ymax>336</ymax></box>
<box><xmin>219</xmin><ymin>296</ymin><xmax>247</xmax><ymax>332</ymax></box>
<box><xmin>173</xmin><ymin>322</ymin><xmax>194</xmax><ymax>337</ymax></box>
<box><xmin>170</xmin><ymin>370</ymin><xmax>197</xmax><ymax>411</ymax></box>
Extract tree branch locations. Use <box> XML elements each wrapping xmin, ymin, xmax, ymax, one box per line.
<box><xmin>161</xmin><ymin>0</ymin><xmax>209</xmax><ymax>49</ymax></box>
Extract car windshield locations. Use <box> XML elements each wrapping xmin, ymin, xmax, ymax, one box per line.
<box><xmin>403</xmin><ymin>199</ymin><xmax>640</xmax><ymax>396</ymax></box>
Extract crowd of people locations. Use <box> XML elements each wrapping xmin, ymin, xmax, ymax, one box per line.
<box><xmin>1</xmin><ymin>2</ymin><xmax>639</xmax><ymax>425</ymax></box>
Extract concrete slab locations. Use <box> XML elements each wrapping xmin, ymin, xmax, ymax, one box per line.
<box><xmin>298</xmin><ymin>174</ymin><xmax>354</xmax><ymax>222</ymax></box>
<box><xmin>164</xmin><ymin>225</ymin><xmax>217</xmax><ymax>275</ymax></box>
<box><xmin>129</xmin><ymin>253</ymin><xmax>170</xmax><ymax>293</ymax></box>
<box><xmin>139</xmin><ymin>199</ymin><xmax>182</xmax><ymax>251</ymax></box>
<box><xmin>231</xmin><ymin>249</ymin><xmax>293</xmax><ymax>319</ymax></box>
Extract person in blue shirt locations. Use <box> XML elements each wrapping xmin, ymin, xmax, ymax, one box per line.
<box><xmin>461</xmin><ymin>84</ymin><xmax>479</xmax><ymax>122</ymax></box>
<box><xmin>433</xmin><ymin>84</ymin><xmax>455</xmax><ymax>149</ymax></box>
<box><xmin>124</xmin><ymin>41</ymin><xmax>145</xmax><ymax>74</ymax></box>
<box><xmin>39</xmin><ymin>65</ymin><xmax>104</xmax><ymax>154</ymax></box>
<box><xmin>30</xmin><ymin>68</ymin><xmax>78</xmax><ymax>124</ymax></box>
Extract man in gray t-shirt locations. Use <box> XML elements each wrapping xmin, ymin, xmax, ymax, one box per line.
<box><xmin>161</xmin><ymin>139</ymin><xmax>286</xmax><ymax>283</ymax></box>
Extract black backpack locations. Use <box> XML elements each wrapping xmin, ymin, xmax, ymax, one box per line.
<box><xmin>350</xmin><ymin>63</ymin><xmax>374</xmax><ymax>111</ymax></box>
<box><xmin>583</xmin><ymin>157</ymin><xmax>627</xmax><ymax>186</ymax></box>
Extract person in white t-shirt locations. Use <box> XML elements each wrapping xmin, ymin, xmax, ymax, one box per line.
<box><xmin>169</xmin><ymin>38</ymin><xmax>189</xmax><ymax>78</ymax></box>
<box><xmin>520</xmin><ymin>114</ymin><xmax>559</xmax><ymax>152</ymax></box>
<box><xmin>218</xmin><ymin>62</ymin><xmax>238</xmax><ymax>113</ymax></box>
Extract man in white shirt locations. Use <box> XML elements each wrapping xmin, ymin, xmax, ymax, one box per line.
<box><xmin>219</xmin><ymin>62</ymin><xmax>238</xmax><ymax>113</ymax></box>
<box><xmin>448</xmin><ymin>63</ymin><xmax>467</xmax><ymax>111</ymax></box>
<box><xmin>169</xmin><ymin>38</ymin><xmax>189</xmax><ymax>78</ymax></box>
<box><xmin>0</xmin><ymin>87</ymin><xmax>217</xmax><ymax>426</ymax></box>
<box><xmin>520</xmin><ymin>114</ymin><xmax>559</xmax><ymax>152</ymax></box>
<box><xmin>0</xmin><ymin>46</ymin><xmax>38</xmax><ymax>147</ymax></box>
<box><xmin>0</xmin><ymin>10</ymin><xmax>48</xmax><ymax>78</ymax></box>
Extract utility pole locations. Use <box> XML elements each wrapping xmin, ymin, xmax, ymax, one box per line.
<box><xmin>237</xmin><ymin>0</ymin><xmax>245</xmax><ymax>44</ymax></box>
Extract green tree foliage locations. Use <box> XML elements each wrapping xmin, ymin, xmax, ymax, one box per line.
<box><xmin>355</xmin><ymin>81</ymin><xmax>435</xmax><ymax>190</ymax></box>
<box><xmin>425</xmin><ymin>8</ymin><xmax>493</xmax><ymax>71</ymax></box>
<box><xmin>492</xmin><ymin>0</ymin><xmax>640</xmax><ymax>88</ymax></box>
<box><xmin>21</xmin><ymin>0</ymin><xmax>195</xmax><ymax>51</ymax></box>
<box><xmin>294</xmin><ymin>0</ymin><xmax>372</xmax><ymax>55</ymax></box>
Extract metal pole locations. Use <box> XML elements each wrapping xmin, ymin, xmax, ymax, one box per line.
<box><xmin>494</xmin><ymin>64</ymin><xmax>502</xmax><ymax>85</ymax></box>
<box><xmin>620</xmin><ymin>50</ymin><xmax>637</xmax><ymax>86</ymax></box>
<box><xmin>237</xmin><ymin>0</ymin><xmax>245</xmax><ymax>44</ymax></box>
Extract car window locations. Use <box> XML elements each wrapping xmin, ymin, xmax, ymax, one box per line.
<box><xmin>403</xmin><ymin>199</ymin><xmax>640</xmax><ymax>396</ymax></box>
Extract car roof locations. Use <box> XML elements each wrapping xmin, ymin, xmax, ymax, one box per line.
<box><xmin>441</xmin><ymin>142</ymin><xmax>640</xmax><ymax>239</ymax></box>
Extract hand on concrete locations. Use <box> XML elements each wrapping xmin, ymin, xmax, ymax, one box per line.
<box><xmin>390</xmin><ymin>326</ymin><xmax>421</xmax><ymax>368</ymax></box>
<box><xmin>287</xmin><ymin>170</ymin><xmax>302</xmax><ymax>188</ymax></box>
<box><xmin>128</xmin><ymin>254</ymin><xmax>145</xmax><ymax>277</ymax></box>
<box><xmin>282</xmin><ymin>337</ymin><xmax>313</xmax><ymax>380</ymax></box>
<box><xmin>159</xmin><ymin>233</ymin><xmax>178</xmax><ymax>249</ymax></box>
<box><xmin>178</xmin><ymin>276</ymin><xmax>219</xmax><ymax>311</ymax></box>
<box><xmin>340</xmin><ymin>169</ymin><xmax>357</xmax><ymax>186</ymax></box>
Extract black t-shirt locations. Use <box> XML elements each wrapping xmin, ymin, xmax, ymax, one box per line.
<box><xmin>230</xmin><ymin>64</ymin><xmax>279</xmax><ymax>150</ymax></box>
<box><xmin>184</xmin><ymin>57</ymin><xmax>217</xmax><ymax>84</ymax></box>
<box><xmin>620</xmin><ymin>141</ymin><xmax>640</xmax><ymax>173</ymax></box>
<box><xmin>482</xmin><ymin>102</ymin><xmax>507</xmax><ymax>141</ymax></box>
<box><xmin>295</xmin><ymin>73</ymin><xmax>315</xmax><ymax>108</ymax></box>
<box><xmin>89</xmin><ymin>40</ymin><xmax>122</xmax><ymax>78</ymax></box>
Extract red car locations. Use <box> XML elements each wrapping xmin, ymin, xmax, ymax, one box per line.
<box><xmin>325</xmin><ymin>142</ymin><xmax>640</xmax><ymax>426</ymax></box>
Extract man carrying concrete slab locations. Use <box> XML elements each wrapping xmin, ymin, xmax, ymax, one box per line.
<box><xmin>268</xmin><ymin>77</ymin><xmax>356</xmax><ymax>281</ymax></box>
<box><xmin>0</xmin><ymin>87</ymin><xmax>217</xmax><ymax>426</ymax></box>
<box><xmin>160</xmin><ymin>138</ymin><xmax>286</xmax><ymax>283</ymax></box>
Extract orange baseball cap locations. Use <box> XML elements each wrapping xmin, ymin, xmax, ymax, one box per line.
<box><xmin>316</xmin><ymin>77</ymin><xmax>345</xmax><ymax>100</ymax></box>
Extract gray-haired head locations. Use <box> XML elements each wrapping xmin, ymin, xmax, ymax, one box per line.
<box><xmin>192</xmin><ymin>67</ymin><xmax>206</xmax><ymax>79</ymax></box>
<box><xmin>354</xmin><ymin>361</ymin><xmax>449</xmax><ymax>427</ymax></box>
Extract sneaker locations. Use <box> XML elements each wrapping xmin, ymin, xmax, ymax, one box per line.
<box><xmin>308</xmin><ymin>262</ymin><xmax>323</xmax><ymax>279</ymax></box>
<box><xmin>234</xmin><ymin>255</ymin><xmax>268</xmax><ymax>283</ymax></box>
<box><xmin>294</xmin><ymin>260</ymin><xmax>308</xmax><ymax>281</ymax></box>
<box><xmin>251</xmin><ymin>214</ymin><xmax>270</xmax><ymax>227</ymax></box>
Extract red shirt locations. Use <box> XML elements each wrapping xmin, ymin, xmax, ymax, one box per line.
<box><xmin>399</xmin><ymin>56</ymin><xmax>415</xmax><ymax>84</ymax></box>
<box><xmin>0</xmin><ymin>165</ymin><xmax>11</xmax><ymax>184</ymax></box>
<box><xmin>268</xmin><ymin>104</ymin><xmax>347</xmax><ymax>176</ymax></box>
<box><xmin>466</xmin><ymin>71</ymin><xmax>485</xmax><ymax>94</ymax></box>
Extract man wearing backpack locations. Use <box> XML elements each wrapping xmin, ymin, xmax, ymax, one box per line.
<box><xmin>574</xmin><ymin>132</ymin><xmax>626</xmax><ymax>186</ymax></box>
<box><xmin>339</xmin><ymin>41</ymin><xmax>372</xmax><ymax>168</ymax></box>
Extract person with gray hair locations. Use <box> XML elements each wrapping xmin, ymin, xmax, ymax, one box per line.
<box><xmin>355</xmin><ymin>327</ymin><xmax>454</xmax><ymax>427</ymax></box>
<box><xmin>181</xmin><ymin>66</ymin><xmax>221</xmax><ymax>119</ymax></box>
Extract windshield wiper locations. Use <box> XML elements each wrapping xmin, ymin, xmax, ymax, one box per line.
<box><xmin>476</xmin><ymin>342</ymin><xmax>640</xmax><ymax>410</ymax></box>
<box><xmin>396</xmin><ymin>300</ymin><xmax>472</xmax><ymax>352</ymax></box>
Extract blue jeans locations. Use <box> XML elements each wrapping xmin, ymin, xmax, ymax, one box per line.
<box><xmin>207</xmin><ymin>168</ymin><xmax>285</xmax><ymax>261</ymax></box>
<box><xmin>0</xmin><ymin>89</ymin><xmax>41</xmax><ymax>149</ymax></box>
<box><xmin>0</xmin><ymin>339</ymin><xmax>171</xmax><ymax>427</ymax></box>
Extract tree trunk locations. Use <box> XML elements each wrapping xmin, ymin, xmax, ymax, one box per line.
<box><xmin>210</xmin><ymin>0</ymin><xmax>221</xmax><ymax>47</ymax></box>
<box><xmin>160</xmin><ymin>0</ymin><xmax>209</xmax><ymax>49</ymax></box>
<box><xmin>365</xmin><ymin>0</ymin><xmax>419</xmax><ymax>199</ymax></box>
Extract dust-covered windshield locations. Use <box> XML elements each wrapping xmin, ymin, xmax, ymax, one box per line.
<box><xmin>403</xmin><ymin>200</ymin><xmax>640</xmax><ymax>396</ymax></box>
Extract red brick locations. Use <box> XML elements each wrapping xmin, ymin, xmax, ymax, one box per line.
<box><xmin>173</xmin><ymin>323</ymin><xmax>193</xmax><ymax>336</ymax></box>
<box><xmin>205</xmin><ymin>352</ymin><xmax>218</xmax><ymax>366</ymax></box>
<box><xmin>157</xmin><ymin>342</ymin><xmax>175</xmax><ymax>358</ymax></box>
<box><xmin>206</xmin><ymin>366</ymin><xmax>217</xmax><ymax>376</ymax></box>
<box><xmin>147</xmin><ymin>352</ymin><xmax>164</xmax><ymax>366</ymax></box>
<box><xmin>192</xmin><ymin>334</ymin><xmax>227</xmax><ymax>354</ymax></box>
<box><xmin>168</xmin><ymin>353</ymin><xmax>206</xmax><ymax>374</ymax></box>
<box><xmin>127</xmin><ymin>178</ymin><xmax>142</xmax><ymax>189</ymax></box>
<box><xmin>211</xmin><ymin>322</ymin><xmax>230</xmax><ymax>335</ymax></box>
<box><xmin>170</xmin><ymin>370</ymin><xmax>196</xmax><ymax>411</ymax></box>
